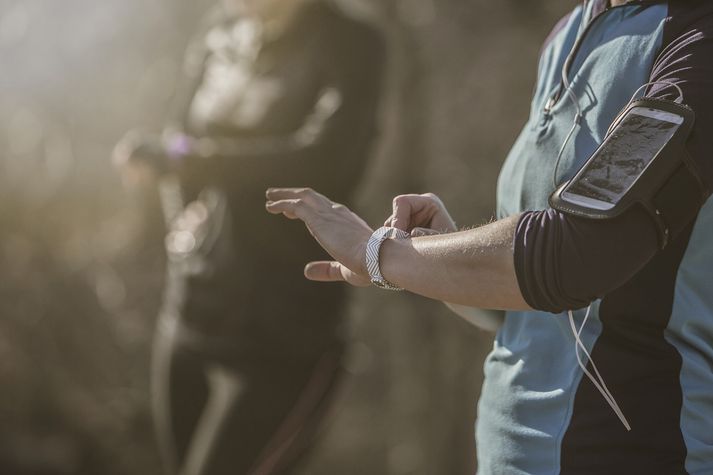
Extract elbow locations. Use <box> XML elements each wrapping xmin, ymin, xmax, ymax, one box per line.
<box><xmin>514</xmin><ymin>208</ymin><xmax>659</xmax><ymax>314</ymax></box>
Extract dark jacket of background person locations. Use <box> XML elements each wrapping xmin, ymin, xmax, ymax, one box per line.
<box><xmin>160</xmin><ymin>0</ymin><xmax>385</xmax><ymax>361</ymax></box>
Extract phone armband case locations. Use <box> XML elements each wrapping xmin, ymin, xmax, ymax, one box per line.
<box><xmin>549</xmin><ymin>98</ymin><xmax>707</xmax><ymax>248</ymax></box>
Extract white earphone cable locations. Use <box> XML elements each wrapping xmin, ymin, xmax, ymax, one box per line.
<box><xmin>568</xmin><ymin>307</ymin><xmax>632</xmax><ymax>431</ymax></box>
<box><xmin>629</xmin><ymin>80</ymin><xmax>684</xmax><ymax>105</ymax></box>
<box><xmin>551</xmin><ymin>1</ymin><xmax>588</xmax><ymax>188</ymax></box>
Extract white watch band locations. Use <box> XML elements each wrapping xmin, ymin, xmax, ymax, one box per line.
<box><xmin>365</xmin><ymin>226</ymin><xmax>410</xmax><ymax>290</ymax></box>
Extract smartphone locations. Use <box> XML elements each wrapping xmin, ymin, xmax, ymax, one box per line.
<box><xmin>561</xmin><ymin>106</ymin><xmax>685</xmax><ymax>211</ymax></box>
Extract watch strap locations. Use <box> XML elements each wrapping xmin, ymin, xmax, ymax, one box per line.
<box><xmin>365</xmin><ymin>226</ymin><xmax>410</xmax><ymax>290</ymax></box>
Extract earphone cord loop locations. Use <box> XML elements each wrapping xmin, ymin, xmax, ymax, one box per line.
<box><xmin>552</xmin><ymin>1</ymin><xmax>589</xmax><ymax>189</ymax></box>
<box><xmin>551</xmin><ymin>65</ymin><xmax>584</xmax><ymax>189</ymax></box>
<box><xmin>568</xmin><ymin>308</ymin><xmax>632</xmax><ymax>431</ymax></box>
<box><xmin>629</xmin><ymin>80</ymin><xmax>684</xmax><ymax>105</ymax></box>
<box><xmin>602</xmin><ymin>81</ymin><xmax>685</xmax><ymax>137</ymax></box>
<box><xmin>552</xmin><ymin>112</ymin><xmax>581</xmax><ymax>190</ymax></box>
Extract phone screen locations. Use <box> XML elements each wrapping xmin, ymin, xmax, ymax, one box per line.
<box><xmin>564</xmin><ymin>108</ymin><xmax>682</xmax><ymax>206</ymax></box>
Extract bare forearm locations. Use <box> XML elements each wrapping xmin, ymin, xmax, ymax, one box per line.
<box><xmin>265</xmin><ymin>188</ymin><xmax>531</xmax><ymax>310</ymax></box>
<box><xmin>379</xmin><ymin>214</ymin><xmax>531</xmax><ymax>310</ymax></box>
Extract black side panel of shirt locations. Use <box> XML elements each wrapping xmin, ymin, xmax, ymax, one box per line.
<box><xmin>552</xmin><ymin>2</ymin><xmax>713</xmax><ymax>473</ymax></box>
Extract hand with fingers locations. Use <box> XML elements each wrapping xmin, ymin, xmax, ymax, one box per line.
<box><xmin>265</xmin><ymin>187</ymin><xmax>374</xmax><ymax>286</ymax></box>
<box><xmin>384</xmin><ymin>193</ymin><xmax>457</xmax><ymax>237</ymax></box>
<box><xmin>112</xmin><ymin>130</ymin><xmax>167</xmax><ymax>186</ymax></box>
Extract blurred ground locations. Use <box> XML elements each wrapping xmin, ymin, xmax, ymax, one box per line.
<box><xmin>0</xmin><ymin>1</ymin><xmax>572</xmax><ymax>474</ymax></box>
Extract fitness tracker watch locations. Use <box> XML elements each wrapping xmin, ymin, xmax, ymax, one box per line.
<box><xmin>365</xmin><ymin>226</ymin><xmax>410</xmax><ymax>290</ymax></box>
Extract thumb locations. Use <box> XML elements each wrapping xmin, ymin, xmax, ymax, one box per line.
<box><xmin>304</xmin><ymin>261</ymin><xmax>346</xmax><ymax>282</ymax></box>
<box><xmin>391</xmin><ymin>199</ymin><xmax>412</xmax><ymax>231</ymax></box>
<box><xmin>304</xmin><ymin>261</ymin><xmax>370</xmax><ymax>287</ymax></box>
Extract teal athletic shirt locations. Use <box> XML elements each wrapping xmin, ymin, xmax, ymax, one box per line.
<box><xmin>482</xmin><ymin>1</ymin><xmax>713</xmax><ymax>474</ymax></box>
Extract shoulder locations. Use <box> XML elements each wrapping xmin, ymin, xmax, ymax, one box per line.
<box><xmin>540</xmin><ymin>10</ymin><xmax>575</xmax><ymax>56</ymax></box>
<box><xmin>649</xmin><ymin>1</ymin><xmax>713</xmax><ymax>192</ymax></box>
<box><xmin>181</xmin><ymin>6</ymin><xmax>228</xmax><ymax>72</ymax></box>
<box><xmin>658</xmin><ymin>0</ymin><xmax>713</xmax><ymax>63</ymax></box>
<box><xmin>663</xmin><ymin>0</ymin><xmax>713</xmax><ymax>45</ymax></box>
<box><xmin>650</xmin><ymin>1</ymin><xmax>713</xmax><ymax>96</ymax></box>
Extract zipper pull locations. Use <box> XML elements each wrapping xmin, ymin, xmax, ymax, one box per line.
<box><xmin>544</xmin><ymin>85</ymin><xmax>563</xmax><ymax>114</ymax></box>
<box><xmin>544</xmin><ymin>96</ymin><xmax>556</xmax><ymax>114</ymax></box>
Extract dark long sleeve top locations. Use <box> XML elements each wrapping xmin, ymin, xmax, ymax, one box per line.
<box><xmin>161</xmin><ymin>2</ymin><xmax>386</xmax><ymax>354</ymax></box>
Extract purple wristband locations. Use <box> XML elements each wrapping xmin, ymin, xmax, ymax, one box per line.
<box><xmin>166</xmin><ymin>134</ymin><xmax>193</xmax><ymax>161</ymax></box>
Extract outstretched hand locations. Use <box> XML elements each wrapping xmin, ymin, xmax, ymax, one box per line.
<box><xmin>265</xmin><ymin>188</ymin><xmax>373</xmax><ymax>286</ymax></box>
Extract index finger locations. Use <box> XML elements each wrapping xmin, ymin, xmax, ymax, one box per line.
<box><xmin>266</xmin><ymin>187</ymin><xmax>318</xmax><ymax>201</ymax></box>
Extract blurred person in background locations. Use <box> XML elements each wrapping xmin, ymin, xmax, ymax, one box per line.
<box><xmin>113</xmin><ymin>0</ymin><xmax>385</xmax><ymax>473</ymax></box>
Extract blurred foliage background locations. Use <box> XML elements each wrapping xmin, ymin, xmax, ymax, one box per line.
<box><xmin>0</xmin><ymin>0</ymin><xmax>572</xmax><ymax>473</ymax></box>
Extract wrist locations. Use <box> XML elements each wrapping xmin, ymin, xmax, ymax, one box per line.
<box><xmin>378</xmin><ymin>237</ymin><xmax>411</xmax><ymax>290</ymax></box>
<box><xmin>356</xmin><ymin>234</ymin><xmax>371</xmax><ymax>277</ymax></box>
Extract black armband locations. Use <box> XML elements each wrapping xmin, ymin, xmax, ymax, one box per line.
<box><xmin>550</xmin><ymin>98</ymin><xmax>709</xmax><ymax>248</ymax></box>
